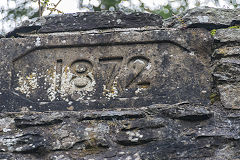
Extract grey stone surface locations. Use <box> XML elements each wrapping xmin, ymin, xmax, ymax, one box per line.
<box><xmin>0</xmin><ymin>104</ymin><xmax>240</xmax><ymax>159</ymax></box>
<box><xmin>0</xmin><ymin>27</ymin><xmax>212</xmax><ymax>112</ymax></box>
<box><xmin>2</xmin><ymin>8</ymin><xmax>240</xmax><ymax>159</ymax></box>
<box><xmin>213</xmin><ymin>57</ymin><xmax>240</xmax><ymax>83</ymax></box>
<box><xmin>1</xmin><ymin>104</ymin><xmax>240</xmax><ymax>160</ymax></box>
<box><xmin>218</xmin><ymin>84</ymin><xmax>240</xmax><ymax>109</ymax></box>
<box><xmin>208</xmin><ymin>14</ymin><xmax>240</xmax><ymax>109</ymax></box>
<box><xmin>163</xmin><ymin>6</ymin><xmax>240</xmax><ymax>29</ymax></box>
<box><xmin>213</xmin><ymin>48</ymin><xmax>240</xmax><ymax>109</ymax></box>
<box><xmin>213</xmin><ymin>28</ymin><xmax>240</xmax><ymax>42</ymax></box>
<box><xmin>7</xmin><ymin>11</ymin><xmax>163</xmax><ymax>37</ymax></box>
<box><xmin>212</xmin><ymin>46</ymin><xmax>240</xmax><ymax>58</ymax></box>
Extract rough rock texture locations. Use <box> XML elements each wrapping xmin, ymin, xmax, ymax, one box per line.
<box><xmin>163</xmin><ymin>6</ymin><xmax>240</xmax><ymax>30</ymax></box>
<box><xmin>2</xmin><ymin>103</ymin><xmax>239</xmax><ymax>160</ymax></box>
<box><xmin>1</xmin><ymin>9</ymin><xmax>240</xmax><ymax>159</ymax></box>
<box><xmin>7</xmin><ymin>11</ymin><xmax>163</xmax><ymax>37</ymax></box>
<box><xmin>0</xmin><ymin>12</ymin><xmax>211</xmax><ymax>112</ymax></box>
<box><xmin>212</xmin><ymin>27</ymin><xmax>240</xmax><ymax>110</ymax></box>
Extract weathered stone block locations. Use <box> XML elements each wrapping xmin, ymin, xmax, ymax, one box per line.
<box><xmin>164</xmin><ymin>6</ymin><xmax>240</xmax><ymax>29</ymax></box>
<box><xmin>3</xmin><ymin>8</ymin><xmax>240</xmax><ymax>160</ymax></box>
<box><xmin>7</xmin><ymin>11</ymin><xmax>163</xmax><ymax>37</ymax></box>
<box><xmin>213</xmin><ymin>58</ymin><xmax>240</xmax><ymax>83</ymax></box>
<box><xmin>0</xmin><ymin>28</ymin><xmax>212</xmax><ymax>112</ymax></box>
<box><xmin>212</xmin><ymin>46</ymin><xmax>240</xmax><ymax>58</ymax></box>
<box><xmin>0</xmin><ymin>12</ymin><xmax>212</xmax><ymax>112</ymax></box>
<box><xmin>213</xmin><ymin>28</ymin><xmax>240</xmax><ymax>42</ymax></box>
<box><xmin>218</xmin><ymin>84</ymin><xmax>240</xmax><ymax>109</ymax></box>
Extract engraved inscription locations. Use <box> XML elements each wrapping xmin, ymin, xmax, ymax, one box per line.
<box><xmin>56</xmin><ymin>59</ymin><xmax>63</xmax><ymax>92</ymax></box>
<box><xmin>126</xmin><ymin>56</ymin><xmax>150</xmax><ymax>88</ymax></box>
<box><xmin>70</xmin><ymin>60</ymin><xmax>93</xmax><ymax>90</ymax></box>
<box><xmin>99</xmin><ymin>57</ymin><xmax>123</xmax><ymax>97</ymax></box>
<box><xmin>11</xmin><ymin>42</ymin><xmax>209</xmax><ymax>107</ymax></box>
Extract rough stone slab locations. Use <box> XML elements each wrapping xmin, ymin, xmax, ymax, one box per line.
<box><xmin>1</xmin><ymin>7</ymin><xmax>240</xmax><ymax>160</ymax></box>
<box><xmin>163</xmin><ymin>6</ymin><xmax>240</xmax><ymax>29</ymax></box>
<box><xmin>0</xmin><ymin>28</ymin><xmax>212</xmax><ymax>112</ymax></box>
<box><xmin>213</xmin><ymin>57</ymin><xmax>240</xmax><ymax>83</ymax></box>
<box><xmin>212</xmin><ymin>46</ymin><xmax>240</xmax><ymax>58</ymax></box>
<box><xmin>158</xmin><ymin>104</ymin><xmax>213</xmax><ymax>121</ymax></box>
<box><xmin>0</xmin><ymin>104</ymin><xmax>239</xmax><ymax>159</ymax></box>
<box><xmin>7</xmin><ymin>11</ymin><xmax>163</xmax><ymax>37</ymax></box>
<box><xmin>213</xmin><ymin>28</ymin><xmax>240</xmax><ymax>42</ymax></box>
<box><xmin>218</xmin><ymin>83</ymin><xmax>240</xmax><ymax>109</ymax></box>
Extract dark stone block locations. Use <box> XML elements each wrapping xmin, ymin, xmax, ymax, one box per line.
<box><xmin>7</xmin><ymin>11</ymin><xmax>163</xmax><ymax>37</ymax></box>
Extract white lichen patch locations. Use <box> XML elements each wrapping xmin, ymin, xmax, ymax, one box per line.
<box><xmin>35</xmin><ymin>37</ymin><xmax>41</xmax><ymax>47</ymax></box>
<box><xmin>0</xmin><ymin>134</ymin><xmax>23</xmax><ymax>152</ymax></box>
<box><xmin>133</xmin><ymin>152</ymin><xmax>141</xmax><ymax>160</ymax></box>
<box><xmin>117</xmin><ymin>19</ymin><xmax>122</xmax><ymax>24</ymax></box>
<box><xmin>61</xmin><ymin>40</ymin><xmax>66</xmax><ymax>44</ymax></box>
<box><xmin>84</xmin><ymin>123</ymin><xmax>110</xmax><ymax>140</ymax></box>
<box><xmin>126</xmin><ymin>156</ymin><xmax>132</xmax><ymax>160</ymax></box>
<box><xmin>103</xmin><ymin>81</ymin><xmax>119</xmax><ymax>99</ymax></box>
<box><xmin>197</xmin><ymin>16</ymin><xmax>209</xmax><ymax>23</ymax></box>
<box><xmin>134</xmin><ymin>59</ymin><xmax>145</xmax><ymax>65</ymax></box>
<box><xmin>44</xmin><ymin>64</ymin><xmax>97</xmax><ymax>102</ymax></box>
<box><xmin>15</xmin><ymin>72</ymin><xmax>38</xmax><ymax>98</ymax></box>
<box><xmin>126</xmin><ymin>130</ymin><xmax>143</xmax><ymax>142</ymax></box>
<box><xmin>189</xmin><ymin>52</ymin><xmax>195</xmax><ymax>56</ymax></box>
<box><xmin>58</xmin><ymin>66</ymin><xmax>96</xmax><ymax>101</ymax></box>
<box><xmin>0</xmin><ymin>117</ymin><xmax>14</xmax><ymax>133</ymax></box>
<box><xmin>45</xmin><ymin>66</ymin><xmax>58</xmax><ymax>101</ymax></box>
<box><xmin>135</xmin><ymin>87</ymin><xmax>146</xmax><ymax>94</ymax></box>
<box><xmin>146</xmin><ymin>63</ymin><xmax>151</xmax><ymax>70</ymax></box>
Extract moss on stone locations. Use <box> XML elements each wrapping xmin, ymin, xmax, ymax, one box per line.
<box><xmin>210</xmin><ymin>26</ymin><xmax>240</xmax><ymax>36</ymax></box>
<box><xmin>228</xmin><ymin>25</ymin><xmax>240</xmax><ymax>29</ymax></box>
<box><xmin>210</xmin><ymin>29</ymin><xmax>217</xmax><ymax>36</ymax></box>
<box><xmin>217</xmin><ymin>48</ymin><xmax>227</xmax><ymax>55</ymax></box>
<box><xmin>210</xmin><ymin>93</ymin><xmax>220</xmax><ymax>104</ymax></box>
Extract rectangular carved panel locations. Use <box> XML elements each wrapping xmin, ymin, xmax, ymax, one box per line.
<box><xmin>0</xmin><ymin>28</ymin><xmax>212</xmax><ymax>111</ymax></box>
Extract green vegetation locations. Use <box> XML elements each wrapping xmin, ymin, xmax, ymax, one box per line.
<box><xmin>210</xmin><ymin>93</ymin><xmax>220</xmax><ymax>104</ymax></box>
<box><xmin>228</xmin><ymin>25</ymin><xmax>240</xmax><ymax>29</ymax></box>
<box><xmin>210</xmin><ymin>29</ymin><xmax>217</xmax><ymax>36</ymax></box>
<box><xmin>210</xmin><ymin>25</ymin><xmax>240</xmax><ymax>36</ymax></box>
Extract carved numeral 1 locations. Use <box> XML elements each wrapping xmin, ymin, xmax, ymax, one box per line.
<box><xmin>56</xmin><ymin>59</ymin><xmax>63</xmax><ymax>100</ymax></box>
<box><xmin>56</xmin><ymin>59</ymin><xmax>63</xmax><ymax>91</ymax></box>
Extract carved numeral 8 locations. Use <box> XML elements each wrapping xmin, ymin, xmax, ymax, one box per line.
<box><xmin>70</xmin><ymin>60</ymin><xmax>93</xmax><ymax>89</ymax></box>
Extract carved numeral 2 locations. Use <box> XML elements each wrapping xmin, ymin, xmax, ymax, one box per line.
<box><xmin>126</xmin><ymin>56</ymin><xmax>150</xmax><ymax>88</ymax></box>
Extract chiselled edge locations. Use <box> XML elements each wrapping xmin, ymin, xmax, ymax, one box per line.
<box><xmin>12</xmin><ymin>28</ymin><xmax>212</xmax><ymax>62</ymax></box>
<box><xmin>6</xmin><ymin>11</ymin><xmax>163</xmax><ymax>38</ymax></box>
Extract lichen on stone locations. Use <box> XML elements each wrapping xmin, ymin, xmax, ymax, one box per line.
<box><xmin>210</xmin><ymin>29</ymin><xmax>217</xmax><ymax>36</ymax></box>
<box><xmin>228</xmin><ymin>25</ymin><xmax>240</xmax><ymax>29</ymax></box>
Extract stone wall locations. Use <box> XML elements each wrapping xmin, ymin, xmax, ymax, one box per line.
<box><xmin>0</xmin><ymin>7</ymin><xmax>240</xmax><ymax>159</ymax></box>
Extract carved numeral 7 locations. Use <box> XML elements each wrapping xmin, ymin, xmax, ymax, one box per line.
<box><xmin>99</xmin><ymin>57</ymin><xmax>123</xmax><ymax>91</ymax></box>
